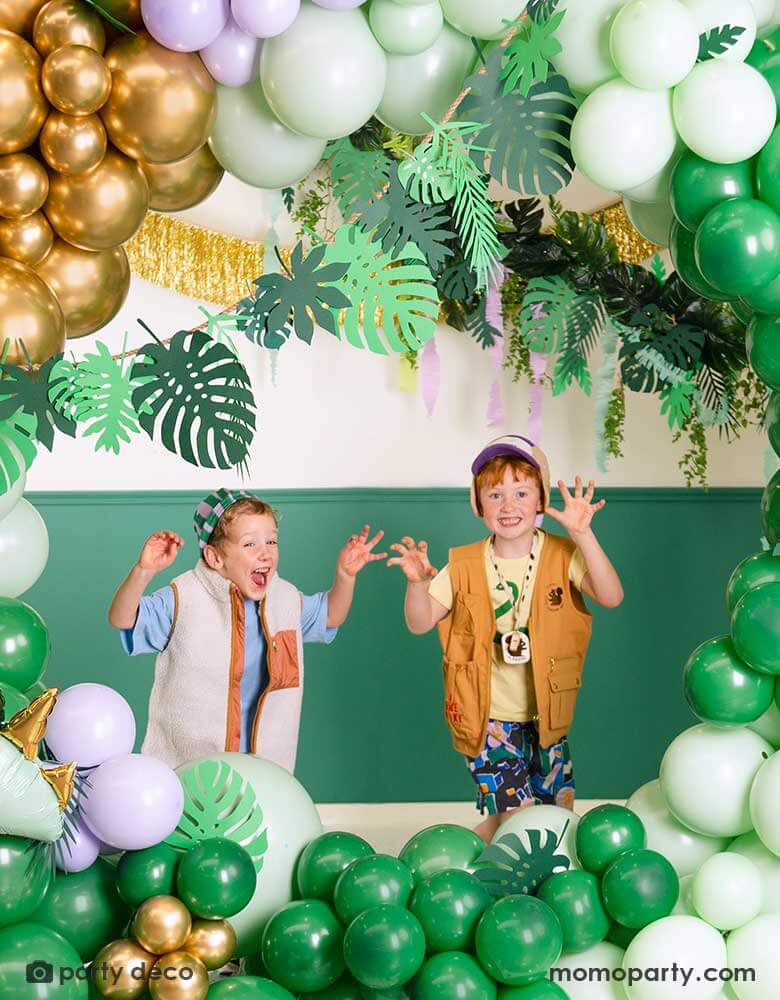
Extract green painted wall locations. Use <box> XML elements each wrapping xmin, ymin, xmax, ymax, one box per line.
<box><xmin>24</xmin><ymin>488</ymin><xmax>763</xmax><ymax>803</ymax></box>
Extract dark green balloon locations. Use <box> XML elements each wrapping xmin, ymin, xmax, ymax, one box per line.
<box><xmin>0</xmin><ymin>598</ymin><xmax>50</xmax><ymax>691</ymax></box>
<box><xmin>176</xmin><ymin>836</ymin><xmax>256</xmax><ymax>919</ymax></box>
<box><xmin>359</xmin><ymin>987</ymin><xmax>412</xmax><ymax>1000</ymax></box>
<box><xmin>600</xmin><ymin>849</ymin><xmax>678</xmax><ymax>929</ymax></box>
<box><xmin>732</xmin><ymin>581</ymin><xmax>780</xmax><ymax>675</ymax></box>
<box><xmin>297</xmin><ymin>832</ymin><xmax>375</xmax><ymax>903</ymax></box>
<box><xmin>763</xmin><ymin>468</ymin><xmax>780</xmax><ymax>546</ymax></box>
<box><xmin>28</xmin><ymin>859</ymin><xmax>131</xmax><ymax>962</ymax></box>
<box><xmin>116</xmin><ymin>842</ymin><xmax>181</xmax><ymax>907</ymax></box>
<box><xmin>261</xmin><ymin>899</ymin><xmax>345</xmax><ymax>994</ymax></box>
<box><xmin>669</xmin><ymin>220</ymin><xmax>730</xmax><ymax>301</ymax></box>
<box><xmin>0</xmin><ymin>680</ymin><xmax>28</xmax><ymax>720</ymax></box>
<box><xmin>537</xmin><ymin>871</ymin><xmax>609</xmax><ymax>954</ymax></box>
<box><xmin>343</xmin><ymin>904</ymin><xmax>426</xmax><ymax>990</ymax></box>
<box><xmin>300</xmin><ymin>972</ymin><xmax>364</xmax><ymax>999</ymax></box>
<box><xmin>398</xmin><ymin>826</ymin><xmax>485</xmax><ymax>886</ymax></box>
<box><xmin>695</xmin><ymin>199</ymin><xmax>780</xmax><ymax>298</ymax></box>
<box><xmin>498</xmin><ymin>984</ymin><xmax>568</xmax><ymax>999</ymax></box>
<box><xmin>757</xmin><ymin>124</ymin><xmax>780</xmax><ymax>216</ymax></box>
<box><xmin>768</xmin><ymin>393</ymin><xmax>780</xmax><ymax>457</ymax></box>
<box><xmin>413</xmin><ymin>952</ymin><xmax>496</xmax><ymax>1000</ymax></box>
<box><xmin>574</xmin><ymin>804</ymin><xmax>646</xmax><ymax>877</ymax></box>
<box><xmin>607</xmin><ymin>921</ymin><xmax>639</xmax><ymax>949</ymax></box>
<box><xmin>731</xmin><ymin>299</ymin><xmax>754</xmax><ymax>325</ymax></box>
<box><xmin>670</xmin><ymin>153</ymin><xmax>755</xmax><ymax>232</ymax></box>
<box><xmin>0</xmin><ymin>923</ymin><xmax>87</xmax><ymax>999</ymax></box>
<box><xmin>728</xmin><ymin>551</ymin><xmax>780</xmax><ymax>612</ymax></box>
<box><xmin>334</xmin><ymin>854</ymin><xmax>414</xmax><ymax>925</ymax></box>
<box><xmin>742</xmin><ymin>272</ymin><xmax>780</xmax><ymax>315</ymax></box>
<box><xmin>24</xmin><ymin>678</ymin><xmax>48</xmax><ymax>700</ymax></box>
<box><xmin>748</xmin><ymin>29</ymin><xmax>780</xmax><ymax>112</ymax></box>
<box><xmin>242</xmin><ymin>952</ymin><xmax>269</xmax><ymax>977</ymax></box>
<box><xmin>683</xmin><ymin>635</ymin><xmax>773</xmax><ymax>724</ymax></box>
<box><xmin>747</xmin><ymin>314</ymin><xmax>780</xmax><ymax>391</ymax></box>
<box><xmin>0</xmin><ymin>836</ymin><xmax>52</xmax><ymax>928</ymax></box>
<box><xmin>475</xmin><ymin>896</ymin><xmax>562</xmax><ymax>986</ymax></box>
<box><xmin>409</xmin><ymin>869</ymin><xmax>490</xmax><ymax>954</ymax></box>
<box><xmin>206</xmin><ymin>977</ymin><xmax>296</xmax><ymax>999</ymax></box>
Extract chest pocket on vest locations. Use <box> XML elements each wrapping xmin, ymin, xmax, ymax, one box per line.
<box><xmin>548</xmin><ymin>656</ymin><xmax>582</xmax><ymax>730</ymax></box>
<box><xmin>446</xmin><ymin>592</ymin><xmax>480</xmax><ymax>663</ymax></box>
<box><xmin>268</xmin><ymin>629</ymin><xmax>300</xmax><ymax>690</ymax></box>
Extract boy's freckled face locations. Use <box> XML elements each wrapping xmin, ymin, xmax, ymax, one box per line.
<box><xmin>479</xmin><ymin>467</ymin><xmax>542</xmax><ymax>541</ymax></box>
<box><xmin>210</xmin><ymin>512</ymin><xmax>279</xmax><ymax>600</ymax></box>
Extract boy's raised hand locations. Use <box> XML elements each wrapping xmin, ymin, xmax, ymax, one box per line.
<box><xmin>546</xmin><ymin>476</ymin><xmax>606</xmax><ymax>537</ymax></box>
<box><xmin>138</xmin><ymin>531</ymin><xmax>184</xmax><ymax>573</ymax></box>
<box><xmin>387</xmin><ymin>537</ymin><xmax>438</xmax><ymax>583</ymax></box>
<box><xmin>337</xmin><ymin>525</ymin><xmax>388</xmax><ymax>577</ymax></box>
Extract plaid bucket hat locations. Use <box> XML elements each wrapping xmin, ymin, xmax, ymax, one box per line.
<box><xmin>193</xmin><ymin>488</ymin><xmax>252</xmax><ymax>553</ymax></box>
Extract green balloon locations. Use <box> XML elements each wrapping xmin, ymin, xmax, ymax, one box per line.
<box><xmin>241</xmin><ymin>952</ymin><xmax>268</xmax><ymax>977</ymax></box>
<box><xmin>297</xmin><ymin>832</ymin><xmax>375</xmax><ymax>903</ymax></box>
<box><xmin>398</xmin><ymin>825</ymin><xmax>485</xmax><ymax>886</ymax></box>
<box><xmin>334</xmin><ymin>854</ymin><xmax>414</xmax><ymax>925</ymax></box>
<box><xmin>695</xmin><ymin>199</ymin><xmax>780</xmax><ymax>297</ymax></box>
<box><xmin>731</xmin><ymin>299</ymin><xmax>754</xmax><ymax>325</ymax></box>
<box><xmin>359</xmin><ymin>988</ymin><xmax>412</xmax><ymax>1000</ymax></box>
<box><xmin>206</xmin><ymin>978</ymin><xmax>295</xmax><ymax>999</ymax></box>
<box><xmin>574</xmin><ymin>804</ymin><xmax>646</xmax><ymax>877</ymax></box>
<box><xmin>757</xmin><ymin>124</ymin><xmax>780</xmax><ymax>215</ymax></box>
<box><xmin>600</xmin><ymin>849</ymin><xmax>678</xmax><ymax>929</ymax></box>
<box><xmin>0</xmin><ymin>923</ymin><xmax>87</xmax><ymax>999</ymax></box>
<box><xmin>747</xmin><ymin>314</ymin><xmax>780</xmax><ymax>391</ymax></box>
<box><xmin>0</xmin><ymin>680</ymin><xmax>28</xmax><ymax>720</ymax></box>
<box><xmin>763</xmin><ymin>468</ymin><xmax>780</xmax><ymax>546</ymax></box>
<box><xmin>475</xmin><ymin>896</ymin><xmax>562</xmax><ymax>986</ymax></box>
<box><xmin>23</xmin><ymin>678</ymin><xmax>47</xmax><ymax>700</ymax></box>
<box><xmin>300</xmin><ymin>972</ymin><xmax>364</xmax><ymax>1000</ymax></box>
<box><xmin>769</xmin><ymin>392</ymin><xmax>780</xmax><ymax>457</ymax></box>
<box><xmin>261</xmin><ymin>899</ymin><xmax>345</xmax><ymax>994</ymax></box>
<box><xmin>413</xmin><ymin>951</ymin><xmax>496</xmax><ymax>1000</ymax></box>
<box><xmin>369</xmin><ymin>0</ymin><xmax>444</xmax><ymax>56</ymax></box>
<box><xmin>536</xmin><ymin>871</ymin><xmax>609</xmax><ymax>954</ymax></box>
<box><xmin>669</xmin><ymin>219</ymin><xmax>730</xmax><ymax>301</ymax></box>
<box><xmin>670</xmin><ymin>152</ymin><xmax>755</xmax><ymax>233</ymax></box>
<box><xmin>747</xmin><ymin>29</ymin><xmax>780</xmax><ymax>112</ymax></box>
<box><xmin>409</xmin><ymin>869</ymin><xmax>490</xmax><ymax>954</ymax></box>
<box><xmin>28</xmin><ymin>859</ymin><xmax>130</xmax><ymax>962</ymax></box>
<box><xmin>440</xmin><ymin>0</ymin><xmax>525</xmax><ymax>40</ymax></box>
<box><xmin>683</xmin><ymin>635</ymin><xmax>774</xmax><ymax>725</ymax></box>
<box><xmin>177</xmin><ymin>836</ymin><xmax>256</xmax><ymax>919</ymax></box>
<box><xmin>116</xmin><ymin>842</ymin><xmax>181</xmax><ymax>907</ymax></box>
<box><xmin>0</xmin><ymin>836</ymin><xmax>52</xmax><ymax>928</ymax></box>
<box><xmin>0</xmin><ymin>598</ymin><xmax>49</xmax><ymax>691</ymax></box>
<box><xmin>729</xmin><ymin>551</ymin><xmax>780</xmax><ymax>612</ymax></box>
<box><xmin>343</xmin><ymin>904</ymin><xmax>426</xmax><ymax>990</ymax></box>
<box><xmin>741</xmin><ymin>271</ymin><xmax>780</xmax><ymax>315</ymax></box>
<box><xmin>606</xmin><ymin>921</ymin><xmax>639</xmax><ymax>949</ymax></box>
<box><xmin>498</xmin><ymin>983</ymin><xmax>568</xmax><ymax>999</ymax></box>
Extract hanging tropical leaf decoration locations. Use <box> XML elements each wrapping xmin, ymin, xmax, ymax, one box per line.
<box><xmin>520</xmin><ymin>275</ymin><xmax>604</xmax><ymax>354</ymax></box>
<box><xmin>500</xmin><ymin>8</ymin><xmax>565</xmax><ymax>96</ymax></box>
<box><xmin>0</xmin><ymin>354</ymin><xmax>76</xmax><ymax>452</ymax></box>
<box><xmin>464</xmin><ymin>297</ymin><xmax>502</xmax><ymax>349</ymax></box>
<box><xmin>0</xmin><ymin>410</ymin><xmax>36</xmax><ymax>499</ymax></box>
<box><xmin>528</xmin><ymin>0</ymin><xmax>562</xmax><ymax>22</ymax></box>
<box><xmin>397</xmin><ymin>144</ymin><xmax>456</xmax><ymax>205</ymax></box>
<box><xmin>325</xmin><ymin>138</ymin><xmax>391</xmax><ymax>219</ymax></box>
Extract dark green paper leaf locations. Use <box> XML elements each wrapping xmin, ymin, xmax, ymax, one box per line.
<box><xmin>0</xmin><ymin>354</ymin><xmax>76</xmax><ymax>452</ymax></box>
<box><xmin>474</xmin><ymin>829</ymin><xmax>571</xmax><ymax>897</ymax></box>
<box><xmin>326</xmin><ymin>139</ymin><xmax>391</xmax><ymax>219</ymax></box>
<box><xmin>465</xmin><ymin>297</ymin><xmax>502</xmax><ymax>350</ymax></box>
<box><xmin>698</xmin><ymin>24</ymin><xmax>746</xmax><ymax>61</ymax></box>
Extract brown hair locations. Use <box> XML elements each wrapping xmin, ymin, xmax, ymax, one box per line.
<box><xmin>474</xmin><ymin>456</ymin><xmax>543</xmax><ymax>516</ymax></box>
<box><xmin>209</xmin><ymin>497</ymin><xmax>278</xmax><ymax>551</ymax></box>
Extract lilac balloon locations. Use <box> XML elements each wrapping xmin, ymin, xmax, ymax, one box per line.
<box><xmin>201</xmin><ymin>16</ymin><xmax>262</xmax><ymax>86</ymax></box>
<box><xmin>142</xmin><ymin>0</ymin><xmax>230</xmax><ymax>52</ymax></box>
<box><xmin>81</xmin><ymin>753</ymin><xmax>184</xmax><ymax>852</ymax></box>
<box><xmin>312</xmin><ymin>0</ymin><xmax>367</xmax><ymax>7</ymax></box>
<box><xmin>45</xmin><ymin>683</ymin><xmax>136</xmax><ymax>768</ymax></box>
<box><xmin>54</xmin><ymin>817</ymin><xmax>101</xmax><ymax>873</ymax></box>
<box><xmin>231</xmin><ymin>0</ymin><xmax>300</xmax><ymax>38</ymax></box>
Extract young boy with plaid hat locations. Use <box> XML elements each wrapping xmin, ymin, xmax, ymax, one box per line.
<box><xmin>109</xmin><ymin>489</ymin><xmax>386</xmax><ymax>772</ymax></box>
<box><xmin>389</xmin><ymin>435</ymin><xmax>623</xmax><ymax>841</ymax></box>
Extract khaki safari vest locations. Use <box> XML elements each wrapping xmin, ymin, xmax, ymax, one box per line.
<box><xmin>437</xmin><ymin>534</ymin><xmax>592</xmax><ymax>756</ymax></box>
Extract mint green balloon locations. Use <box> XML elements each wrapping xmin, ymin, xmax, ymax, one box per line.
<box><xmin>609</xmin><ymin>0</ymin><xmax>699</xmax><ymax>90</ymax></box>
<box><xmin>692</xmin><ymin>852</ymin><xmax>763</xmax><ymax>931</ymax></box>
<box><xmin>376</xmin><ymin>25</ymin><xmax>476</xmax><ymax>135</ymax></box>
<box><xmin>550</xmin><ymin>0</ymin><xmax>625</xmax><ymax>96</ymax></box>
<box><xmin>624</xmin><ymin>197</ymin><xmax>673</xmax><ymax>247</ymax></box>
<box><xmin>260</xmin><ymin>3</ymin><xmax>386</xmax><ymax>140</ymax></box>
<box><xmin>369</xmin><ymin>0</ymin><xmax>444</xmax><ymax>55</ymax></box>
<box><xmin>440</xmin><ymin>0</ymin><xmax>527</xmax><ymax>41</ymax></box>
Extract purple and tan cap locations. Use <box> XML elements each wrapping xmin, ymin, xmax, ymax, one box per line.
<box><xmin>193</xmin><ymin>488</ymin><xmax>252</xmax><ymax>553</ymax></box>
<box><xmin>469</xmin><ymin>434</ymin><xmax>551</xmax><ymax>516</ymax></box>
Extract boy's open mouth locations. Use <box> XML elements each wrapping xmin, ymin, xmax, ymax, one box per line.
<box><xmin>251</xmin><ymin>569</ymin><xmax>270</xmax><ymax>588</ymax></box>
<box><xmin>498</xmin><ymin>517</ymin><xmax>522</xmax><ymax>528</ymax></box>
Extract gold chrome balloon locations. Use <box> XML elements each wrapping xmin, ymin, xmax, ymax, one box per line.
<box><xmin>0</xmin><ymin>30</ymin><xmax>47</xmax><ymax>154</ymax></box>
<box><xmin>42</xmin><ymin>44</ymin><xmax>111</xmax><ymax>116</ymax></box>
<box><xmin>92</xmin><ymin>938</ymin><xmax>155</xmax><ymax>1000</ymax></box>
<box><xmin>44</xmin><ymin>147</ymin><xmax>149</xmax><ymax>251</ymax></box>
<box><xmin>182</xmin><ymin>919</ymin><xmax>236</xmax><ymax>972</ymax></box>
<box><xmin>0</xmin><ymin>211</ymin><xmax>53</xmax><ymax>265</ymax></box>
<box><xmin>0</xmin><ymin>0</ymin><xmax>49</xmax><ymax>37</ymax></box>
<box><xmin>33</xmin><ymin>0</ymin><xmax>105</xmax><ymax>56</ymax></box>
<box><xmin>140</xmin><ymin>145</ymin><xmax>224</xmax><ymax>212</ymax></box>
<box><xmin>35</xmin><ymin>237</ymin><xmax>129</xmax><ymax>337</ymax></box>
<box><xmin>40</xmin><ymin>111</ymin><xmax>107</xmax><ymax>174</ymax></box>
<box><xmin>132</xmin><ymin>896</ymin><xmax>192</xmax><ymax>956</ymax></box>
<box><xmin>100</xmin><ymin>0</ymin><xmax>142</xmax><ymax>30</ymax></box>
<box><xmin>0</xmin><ymin>256</ymin><xmax>64</xmax><ymax>365</ymax></box>
<box><xmin>102</xmin><ymin>32</ymin><xmax>215</xmax><ymax>164</ymax></box>
<box><xmin>148</xmin><ymin>952</ymin><xmax>209</xmax><ymax>1000</ymax></box>
<box><xmin>0</xmin><ymin>153</ymin><xmax>49</xmax><ymax>218</ymax></box>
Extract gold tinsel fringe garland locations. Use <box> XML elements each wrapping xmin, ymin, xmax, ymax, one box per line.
<box><xmin>601</xmin><ymin>203</ymin><xmax>660</xmax><ymax>265</ymax></box>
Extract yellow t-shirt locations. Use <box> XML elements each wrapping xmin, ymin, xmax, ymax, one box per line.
<box><xmin>428</xmin><ymin>532</ymin><xmax>587</xmax><ymax>723</ymax></box>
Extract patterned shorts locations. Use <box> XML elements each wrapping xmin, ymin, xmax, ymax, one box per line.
<box><xmin>467</xmin><ymin>719</ymin><xmax>575</xmax><ymax>815</ymax></box>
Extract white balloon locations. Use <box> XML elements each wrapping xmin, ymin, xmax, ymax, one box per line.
<box><xmin>610</xmin><ymin>0</ymin><xmax>699</xmax><ymax>90</ymax></box>
<box><xmin>495</xmin><ymin>803</ymin><xmax>580</xmax><ymax>869</ymax></box>
<box><xmin>749</xmin><ymin>0</ymin><xmax>776</xmax><ymax>27</ymax></box>
<box><xmin>621</xmin><ymin>142</ymin><xmax>682</xmax><ymax>202</ymax></box>
<box><xmin>680</xmin><ymin>0</ymin><xmax>757</xmax><ymax>62</ymax></box>
<box><xmin>624</xmin><ymin>916</ymin><xmax>727</xmax><ymax>1000</ymax></box>
<box><xmin>571</xmin><ymin>79</ymin><xmax>677</xmax><ymax>191</ymax></box>
<box><xmin>748</xmin><ymin>700</ymin><xmax>780</xmax><ymax>749</ymax></box>
<box><xmin>0</xmin><ymin>497</ymin><xmax>48</xmax><ymax>598</ymax></box>
<box><xmin>749</xmin><ymin>750</ymin><xmax>780</xmax><ymax>857</ymax></box>
<box><xmin>727</xmin><ymin>915</ymin><xmax>780</xmax><ymax>1000</ymax></box>
<box><xmin>626</xmin><ymin>780</ymin><xmax>730</xmax><ymax>877</ymax></box>
<box><xmin>673</xmin><ymin>61</ymin><xmax>776</xmax><ymax>164</ymax></box>
<box><xmin>624</xmin><ymin>197</ymin><xmax>674</xmax><ymax>246</ymax></box>
<box><xmin>550</xmin><ymin>0</ymin><xmax>626</xmax><ymax>95</ymax></box>
<box><xmin>672</xmin><ymin>874</ymin><xmax>696</xmax><ymax>916</ymax></box>
<box><xmin>659</xmin><ymin>725</ymin><xmax>772</xmax><ymax>838</ymax></box>
<box><xmin>729</xmin><ymin>832</ymin><xmax>780</xmax><ymax>914</ymax></box>
<box><xmin>692</xmin><ymin>853</ymin><xmax>763</xmax><ymax>930</ymax></box>
<box><xmin>552</xmin><ymin>941</ymin><xmax>626</xmax><ymax>999</ymax></box>
<box><xmin>369</xmin><ymin>0</ymin><xmax>444</xmax><ymax>54</ymax></box>
<box><xmin>0</xmin><ymin>468</ymin><xmax>25</xmax><ymax>522</ymax></box>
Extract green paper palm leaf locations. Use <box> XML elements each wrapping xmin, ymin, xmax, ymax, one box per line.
<box><xmin>501</xmin><ymin>9</ymin><xmax>565</xmax><ymax>96</ymax></box>
<box><xmin>438</xmin><ymin>258</ymin><xmax>478</xmax><ymax>301</ymax></box>
<box><xmin>473</xmin><ymin>829</ymin><xmax>571</xmax><ymax>898</ymax></box>
<box><xmin>0</xmin><ymin>410</ymin><xmax>36</xmax><ymax>500</ymax></box>
<box><xmin>465</xmin><ymin>297</ymin><xmax>502</xmax><ymax>349</ymax></box>
<box><xmin>528</xmin><ymin>0</ymin><xmax>561</xmax><ymax>21</ymax></box>
<box><xmin>660</xmin><ymin>378</ymin><xmax>696</xmax><ymax>430</ymax></box>
<box><xmin>521</xmin><ymin>275</ymin><xmax>602</xmax><ymax>354</ymax></box>
<box><xmin>698</xmin><ymin>24</ymin><xmax>746</xmax><ymax>61</ymax></box>
<box><xmin>450</xmin><ymin>151</ymin><xmax>504</xmax><ymax>291</ymax></box>
<box><xmin>397</xmin><ymin>145</ymin><xmax>456</xmax><ymax>205</ymax></box>
<box><xmin>131</xmin><ymin>330</ymin><xmax>256</xmax><ymax>470</ymax></box>
<box><xmin>326</xmin><ymin>139</ymin><xmax>391</xmax><ymax>219</ymax></box>
<box><xmin>0</xmin><ymin>354</ymin><xmax>76</xmax><ymax>452</ymax></box>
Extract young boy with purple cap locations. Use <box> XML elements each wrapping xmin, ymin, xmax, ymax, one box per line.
<box><xmin>109</xmin><ymin>489</ymin><xmax>386</xmax><ymax>772</ymax></box>
<box><xmin>389</xmin><ymin>435</ymin><xmax>623</xmax><ymax>840</ymax></box>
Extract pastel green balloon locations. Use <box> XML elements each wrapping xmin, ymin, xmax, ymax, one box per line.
<box><xmin>621</xmin><ymin>143</ymin><xmax>683</xmax><ymax>203</ymax></box>
<box><xmin>732</xmin><ymin>580</ymin><xmax>780</xmax><ymax>673</ymax></box>
<box><xmin>728</xmin><ymin>552</ymin><xmax>780</xmax><ymax>614</ymax></box>
<box><xmin>669</xmin><ymin>220</ymin><xmax>730</xmax><ymax>301</ymax></box>
<box><xmin>552</xmin><ymin>941</ymin><xmax>627</xmax><ymax>999</ymax></box>
<box><xmin>537</xmin><ymin>870</ymin><xmax>610</xmax><ymax>953</ymax></box>
<box><xmin>0</xmin><ymin>681</ymin><xmax>27</xmax><ymax>720</ymax></box>
<box><xmin>369</xmin><ymin>0</ymin><xmax>444</xmax><ymax>55</ymax></box>
<box><xmin>695</xmin><ymin>199</ymin><xmax>780</xmax><ymax>297</ymax></box>
<box><xmin>671</xmin><ymin>875</ymin><xmax>696</xmax><ymax>917</ymax></box>
<box><xmin>670</xmin><ymin>152</ymin><xmax>756</xmax><ymax>232</ymax></box>
<box><xmin>439</xmin><ymin>0</ymin><xmax>527</xmax><ymax>40</ymax></box>
<box><xmin>476</xmin><ymin>896</ymin><xmax>563</xmax><ymax>986</ymax></box>
<box><xmin>727</xmin><ymin>914</ymin><xmax>780</xmax><ymax>1000</ymax></box>
<box><xmin>680</xmin><ymin>0</ymin><xmax>758</xmax><ymax>63</ymax></box>
<box><xmin>610</xmin><ymin>0</ymin><xmax>698</xmax><ymax>90</ymax></box>
<box><xmin>768</xmin><ymin>392</ymin><xmax>780</xmax><ymax>457</ymax></box>
<box><xmin>375</xmin><ymin>25</ymin><xmax>476</xmax><ymax>134</ymax></box>
<box><xmin>624</xmin><ymin>916</ymin><xmax>727</xmax><ymax>1000</ymax></box>
<box><xmin>601</xmin><ymin>849</ymin><xmax>678</xmax><ymax>930</ymax></box>
<box><xmin>692</xmin><ymin>852</ymin><xmax>763</xmax><ymax>931</ymax></box>
<box><xmin>757</xmin><ymin>124</ymin><xmax>780</xmax><ymax>215</ymax></box>
<box><xmin>408</xmin><ymin>869</ymin><xmax>490</xmax><ymax>953</ymax></box>
<box><xmin>498</xmin><ymin>982</ymin><xmax>568</xmax><ymax>999</ymax></box>
<box><xmin>0</xmin><ymin>597</ymin><xmax>49</xmax><ymax>691</ymax></box>
<box><xmin>762</xmin><ymin>469</ymin><xmax>780</xmax><ymax>546</ymax></box>
<box><xmin>741</xmin><ymin>272</ymin><xmax>780</xmax><ymax>314</ymax></box>
<box><xmin>297</xmin><ymin>832</ymin><xmax>375</xmax><ymax>903</ymax></box>
<box><xmin>0</xmin><ymin>835</ymin><xmax>53</xmax><ymax>928</ymax></box>
<box><xmin>728</xmin><ymin>831</ymin><xmax>780</xmax><ymax>915</ymax></box>
<box><xmin>749</xmin><ymin>698</ymin><xmax>780</xmax><ymax>747</ymax></box>
<box><xmin>0</xmin><ymin>923</ymin><xmax>87</xmax><ymax>1000</ymax></box>
<box><xmin>343</xmin><ymin>905</ymin><xmax>426</xmax><ymax>990</ymax></box>
<box><xmin>550</xmin><ymin>0</ymin><xmax>624</xmax><ymax>95</ymax></box>
<box><xmin>262</xmin><ymin>900</ymin><xmax>345</xmax><ymax>994</ymax></box>
<box><xmin>683</xmin><ymin>635</ymin><xmax>773</xmax><ymax>724</ymax></box>
<box><xmin>260</xmin><ymin>3</ymin><xmax>386</xmax><ymax>140</ymax></box>
<box><xmin>623</xmin><ymin>197</ymin><xmax>673</xmax><ymax>247</ymax></box>
<box><xmin>751</xmin><ymin>752</ymin><xmax>780</xmax><ymax>863</ymax></box>
<box><xmin>414</xmin><ymin>952</ymin><xmax>497</xmax><ymax>1000</ymax></box>
<box><xmin>210</xmin><ymin>81</ymin><xmax>326</xmax><ymax>189</ymax></box>
<box><xmin>575</xmin><ymin>804</ymin><xmax>646</xmax><ymax>877</ymax></box>
<box><xmin>334</xmin><ymin>854</ymin><xmax>414</xmax><ymax>925</ymax></box>
<box><xmin>747</xmin><ymin>314</ymin><xmax>780</xmax><ymax>390</ymax></box>
<box><xmin>399</xmin><ymin>825</ymin><xmax>486</xmax><ymax>885</ymax></box>
<box><xmin>116</xmin><ymin>842</ymin><xmax>181</xmax><ymax>907</ymax></box>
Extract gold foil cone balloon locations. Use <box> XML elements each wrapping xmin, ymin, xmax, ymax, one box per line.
<box><xmin>35</xmin><ymin>238</ymin><xmax>129</xmax><ymax>337</ymax></box>
<box><xmin>0</xmin><ymin>256</ymin><xmax>64</xmax><ymax>364</ymax></box>
<box><xmin>102</xmin><ymin>32</ymin><xmax>216</xmax><ymax>164</ymax></box>
<box><xmin>33</xmin><ymin>0</ymin><xmax>105</xmax><ymax>57</ymax></box>
<box><xmin>93</xmin><ymin>938</ymin><xmax>154</xmax><ymax>999</ymax></box>
<box><xmin>1</xmin><ymin>688</ymin><xmax>59</xmax><ymax>759</ymax></box>
<box><xmin>0</xmin><ymin>30</ymin><xmax>47</xmax><ymax>154</ymax></box>
<box><xmin>44</xmin><ymin>147</ymin><xmax>149</xmax><ymax>250</ymax></box>
<box><xmin>0</xmin><ymin>153</ymin><xmax>49</xmax><ymax>218</ymax></box>
<box><xmin>0</xmin><ymin>0</ymin><xmax>49</xmax><ymax>37</ymax></box>
<box><xmin>182</xmin><ymin>920</ymin><xmax>236</xmax><ymax>971</ymax></box>
<box><xmin>40</xmin><ymin>111</ymin><xmax>107</xmax><ymax>174</ymax></box>
<box><xmin>42</xmin><ymin>44</ymin><xmax>111</xmax><ymax>115</ymax></box>
<box><xmin>132</xmin><ymin>896</ymin><xmax>192</xmax><ymax>955</ymax></box>
<box><xmin>148</xmin><ymin>952</ymin><xmax>208</xmax><ymax>1000</ymax></box>
<box><xmin>140</xmin><ymin>145</ymin><xmax>224</xmax><ymax>212</ymax></box>
<box><xmin>0</xmin><ymin>211</ymin><xmax>53</xmax><ymax>265</ymax></box>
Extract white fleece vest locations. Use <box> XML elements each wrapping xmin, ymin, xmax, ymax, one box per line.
<box><xmin>141</xmin><ymin>560</ymin><xmax>305</xmax><ymax>773</ymax></box>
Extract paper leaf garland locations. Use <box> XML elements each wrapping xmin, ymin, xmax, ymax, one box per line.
<box><xmin>528</xmin><ymin>0</ymin><xmax>562</xmax><ymax>22</ymax></box>
<box><xmin>438</xmin><ymin>257</ymin><xmax>478</xmax><ymax>302</ymax></box>
<box><xmin>326</xmin><ymin>139</ymin><xmax>391</xmax><ymax>219</ymax></box>
<box><xmin>0</xmin><ymin>355</ymin><xmax>76</xmax><ymax>453</ymax></box>
<box><xmin>501</xmin><ymin>9</ymin><xmax>565</xmax><ymax>96</ymax></box>
<box><xmin>0</xmin><ymin>410</ymin><xmax>36</xmax><ymax>499</ymax></box>
<box><xmin>397</xmin><ymin>145</ymin><xmax>456</xmax><ymax>205</ymax></box>
<box><xmin>698</xmin><ymin>24</ymin><xmax>746</xmax><ymax>62</ymax></box>
<box><xmin>660</xmin><ymin>378</ymin><xmax>697</xmax><ymax>430</ymax></box>
<box><xmin>521</xmin><ymin>275</ymin><xmax>597</xmax><ymax>353</ymax></box>
<box><xmin>465</xmin><ymin>297</ymin><xmax>503</xmax><ymax>350</ymax></box>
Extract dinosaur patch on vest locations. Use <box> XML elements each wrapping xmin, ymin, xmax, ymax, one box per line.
<box><xmin>546</xmin><ymin>585</ymin><xmax>565</xmax><ymax>610</ymax></box>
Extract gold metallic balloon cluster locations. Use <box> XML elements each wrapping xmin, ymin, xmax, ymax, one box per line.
<box><xmin>0</xmin><ymin>0</ymin><xmax>223</xmax><ymax>364</ymax></box>
<box><xmin>93</xmin><ymin>894</ymin><xmax>236</xmax><ymax>1000</ymax></box>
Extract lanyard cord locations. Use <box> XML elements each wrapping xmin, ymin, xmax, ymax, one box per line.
<box><xmin>489</xmin><ymin>530</ymin><xmax>540</xmax><ymax>632</ymax></box>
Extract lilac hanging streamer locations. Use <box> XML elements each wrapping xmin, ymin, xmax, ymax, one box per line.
<box><xmin>485</xmin><ymin>267</ymin><xmax>506</xmax><ymax>428</ymax></box>
<box><xmin>420</xmin><ymin>336</ymin><xmax>441</xmax><ymax>416</ymax></box>
<box><xmin>529</xmin><ymin>351</ymin><xmax>547</xmax><ymax>446</ymax></box>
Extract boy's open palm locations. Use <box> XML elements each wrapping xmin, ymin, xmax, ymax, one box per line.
<box><xmin>337</xmin><ymin>525</ymin><xmax>388</xmax><ymax>576</ymax></box>
<box><xmin>546</xmin><ymin>476</ymin><xmax>606</xmax><ymax>536</ymax></box>
<box><xmin>388</xmin><ymin>537</ymin><xmax>437</xmax><ymax>583</ymax></box>
<box><xmin>138</xmin><ymin>531</ymin><xmax>184</xmax><ymax>572</ymax></box>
